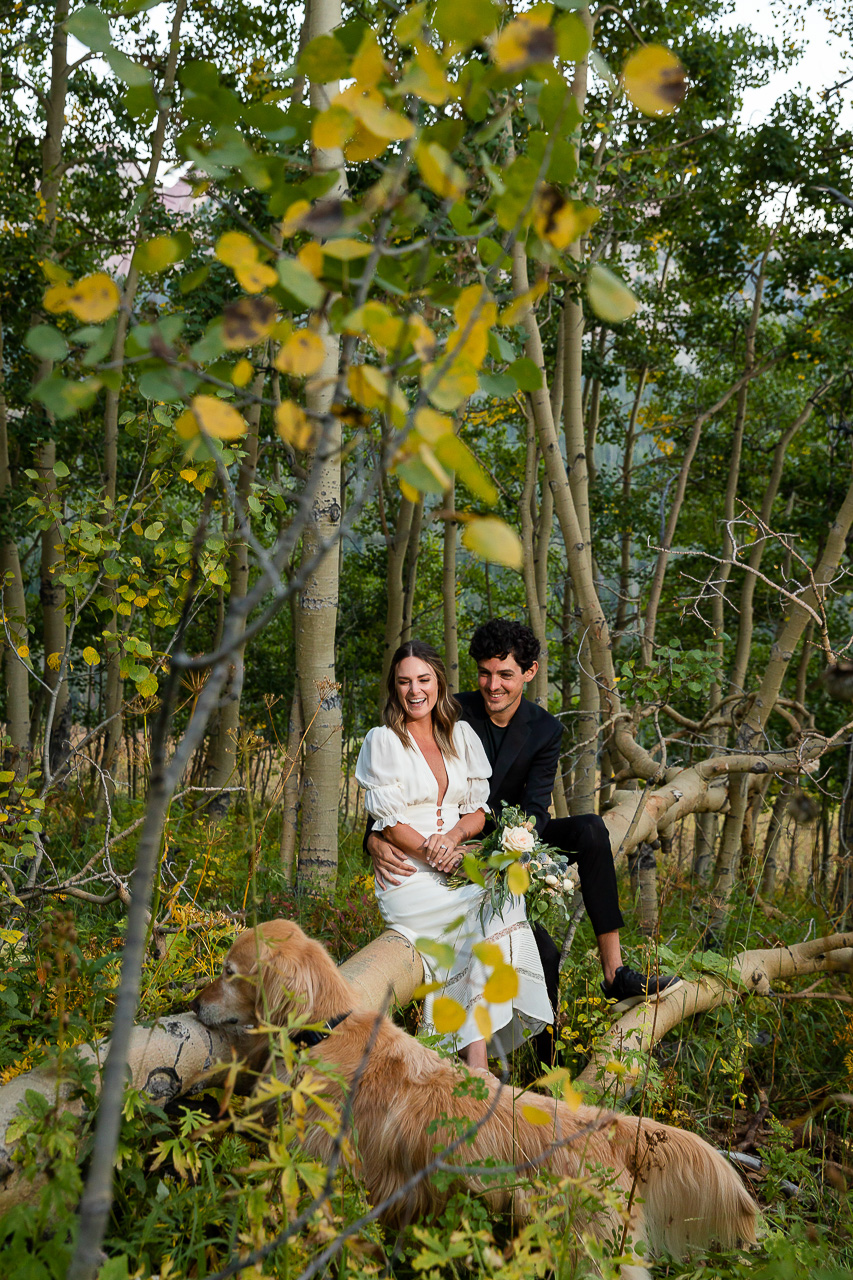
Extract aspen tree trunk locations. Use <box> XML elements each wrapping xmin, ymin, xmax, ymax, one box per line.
<box><xmin>280</xmin><ymin>685</ymin><xmax>303</xmax><ymax>882</ymax></box>
<box><xmin>295</xmin><ymin>0</ymin><xmax>346</xmax><ymax>895</ymax></box>
<box><xmin>33</xmin><ymin>0</ymin><xmax>70</xmax><ymax>776</ymax></box>
<box><xmin>379</xmin><ymin>494</ymin><xmax>415</xmax><ymax>702</ymax></box>
<box><xmin>400</xmin><ymin>497</ymin><xmax>423</xmax><ymax>644</ymax></box>
<box><xmin>692</xmin><ymin>810</ymin><xmax>717</xmax><ymax>882</ymax></box>
<box><xmin>101</xmin><ymin>0</ymin><xmax>187</xmax><ymax>792</ymax></box>
<box><xmin>205</xmin><ymin>369</ymin><xmax>265</xmax><ymax>814</ymax></box>
<box><xmin>614</xmin><ymin>367</ymin><xmax>646</xmax><ymax>640</ymax></box>
<box><xmin>520</xmin><ymin>411</ymin><xmax>549</xmax><ymax>705</ymax></box>
<box><xmin>34</xmin><ymin>439</ymin><xmax>69</xmax><ymax>774</ymax></box>
<box><xmin>443</xmin><ymin>478</ymin><xmax>459</xmax><ymax>693</ymax></box>
<box><xmin>0</xmin><ymin>313</ymin><xmax>29</xmax><ymax>770</ymax></box>
<box><xmin>759</xmin><ymin>781</ymin><xmax>792</xmax><ymax>897</ymax></box>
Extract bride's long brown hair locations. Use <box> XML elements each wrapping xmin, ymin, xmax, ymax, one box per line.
<box><xmin>383</xmin><ymin>641</ymin><xmax>459</xmax><ymax>759</ymax></box>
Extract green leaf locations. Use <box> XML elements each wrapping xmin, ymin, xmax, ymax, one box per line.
<box><xmin>276</xmin><ymin>258</ymin><xmax>325</xmax><ymax>310</ymax></box>
<box><xmin>298</xmin><ymin>34</ymin><xmax>351</xmax><ymax>81</ymax></box>
<box><xmin>53</xmin><ymin>460</ymin><xmax>70</xmax><ymax>478</ymax></box>
<box><xmin>432</xmin><ymin>0</ymin><xmax>499</xmax><ymax>47</ymax></box>
<box><xmin>25</xmin><ymin>324</ymin><xmax>68</xmax><ymax>361</ymax></box>
<box><xmin>462</xmin><ymin>516</ymin><xmax>523</xmax><ymax>569</ymax></box>
<box><xmin>434</xmin><ymin>436</ymin><xmax>498</xmax><ymax>504</ymax></box>
<box><xmin>415</xmin><ymin>937</ymin><xmax>457</xmax><ymax>971</ymax></box>
<box><xmin>67</xmin><ymin>4</ymin><xmax>111</xmax><ymax>50</ymax></box>
<box><xmin>32</xmin><ymin>374</ymin><xmax>101</xmax><ymax>419</ymax></box>
<box><xmin>105</xmin><ymin>47</ymin><xmax>150</xmax><ymax>85</ymax></box>
<box><xmin>554</xmin><ymin>11</ymin><xmax>591</xmax><ymax>60</ymax></box>
<box><xmin>103</xmin><ymin>558</ymin><xmax>122</xmax><ymax>577</ymax></box>
<box><xmin>124</xmin><ymin>83</ymin><xmax>157</xmax><ymax>122</ymax></box>
<box><xmin>478</xmin><ymin>373</ymin><xmax>517</xmax><ymax>398</ymax></box>
<box><xmin>587</xmin><ymin>264</ymin><xmax>638</xmax><ymax>324</ymax></box>
<box><xmin>506</xmin><ymin>357</ymin><xmax>543</xmax><ymax>391</ymax></box>
<box><xmin>133</xmin><ymin>235</ymin><xmax>189</xmax><ymax>274</ymax></box>
<box><xmin>180</xmin><ymin>264</ymin><xmax>210</xmax><ymax>294</ymax></box>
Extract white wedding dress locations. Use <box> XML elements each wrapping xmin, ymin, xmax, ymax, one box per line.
<box><xmin>355</xmin><ymin>722</ymin><xmax>553</xmax><ymax>1057</ymax></box>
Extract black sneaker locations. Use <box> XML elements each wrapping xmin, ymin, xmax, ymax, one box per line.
<box><xmin>600</xmin><ymin>966</ymin><xmax>683</xmax><ymax>1008</ymax></box>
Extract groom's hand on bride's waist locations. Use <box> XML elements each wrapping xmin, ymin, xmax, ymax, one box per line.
<box><xmin>367</xmin><ymin>833</ymin><xmax>416</xmax><ymax>889</ymax></box>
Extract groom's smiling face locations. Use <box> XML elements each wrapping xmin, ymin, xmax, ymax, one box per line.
<box><xmin>476</xmin><ymin>654</ymin><xmax>538</xmax><ymax>725</ymax></box>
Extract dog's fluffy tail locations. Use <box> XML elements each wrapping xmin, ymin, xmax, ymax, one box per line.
<box><xmin>618</xmin><ymin>1117</ymin><xmax>756</xmax><ymax>1257</ymax></box>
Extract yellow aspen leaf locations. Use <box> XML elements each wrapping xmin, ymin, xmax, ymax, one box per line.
<box><xmin>398</xmin><ymin>41</ymin><xmax>454</xmax><ymax>105</ymax></box>
<box><xmin>348</xmin><ymin>365</ymin><xmax>407</xmax><ymax>426</ymax></box>
<box><xmin>395</xmin><ymin>1</ymin><xmax>427</xmax><ymax>46</ymax></box>
<box><xmin>394</xmin><ymin>443</ymin><xmax>451</xmax><ymax>495</ymax></box>
<box><xmin>235</xmin><ymin>261</ymin><xmax>278</xmax><ymax>294</ymax></box>
<box><xmin>275</xmin><ymin>401</ymin><xmax>315</xmax><ymax>451</ymax></box>
<box><xmin>462</xmin><ymin>516</ymin><xmax>523</xmax><ymax>570</ymax></box>
<box><xmin>345</xmin><ymin>121</ymin><xmax>389</xmax><ymax>162</ymax></box>
<box><xmin>416</xmin><ymin>937</ymin><xmax>457</xmax><ymax>970</ymax></box>
<box><xmin>298</xmin><ymin>241</ymin><xmax>324</xmax><ymax>279</ymax></box>
<box><xmin>521</xmin><ymin>1103</ymin><xmax>554</xmax><ymax>1126</ymax></box>
<box><xmin>322</xmin><ymin>238</ymin><xmax>373</xmax><ymax>261</ymax></box>
<box><xmin>423</xmin><ymin>355</ymin><xmax>478</xmax><ymax>411</ymax></box>
<box><xmin>312</xmin><ymin>106</ymin><xmax>353</xmax><ymax>152</ymax></box>
<box><xmin>413</xmin><ymin>407</ymin><xmax>454</xmax><ymax>444</ymax></box>
<box><xmin>16</xmin><ymin>645</ymin><xmax>29</xmax><ymax>659</ymax></box>
<box><xmin>41</xmin><ymin>259</ymin><xmax>71</xmax><ymax>285</ymax></box>
<box><xmin>134</xmin><ymin>595</ymin><xmax>148</xmax><ymax>607</ymax></box>
<box><xmin>493</xmin><ymin>9</ymin><xmax>556</xmax><ymax>72</ymax></box>
<box><xmin>276</xmin><ymin>329</ymin><xmax>326</xmax><ymax>377</ymax></box>
<box><xmin>536</xmin><ymin>1065</ymin><xmax>572</xmax><ymax>1089</ymax></box>
<box><xmin>137</xmin><ymin>673</ymin><xmax>159</xmax><ymax>698</ymax></box>
<box><xmin>533</xmin><ymin>189</ymin><xmax>600</xmax><ymax>250</ymax></box>
<box><xmin>412</xmin><ymin>980</ymin><xmax>445</xmax><ymax>998</ymax></box>
<box><xmin>81</xmin><ymin>646</ymin><xmax>100</xmax><ymax>666</ymax></box>
<box><xmin>445</xmin><ymin>319</ymin><xmax>491</xmax><ymax>369</ymax></box>
<box><xmin>117</xmin><ymin>602</ymin><xmax>132</xmax><ymax>615</ymax></box>
<box><xmin>131</xmin><ymin>521</ymin><xmax>144</xmax><ymax>535</ymax></box>
<box><xmin>499</xmin><ymin>280</ymin><xmax>548</xmax><ymax>326</ymax></box>
<box><xmin>175</xmin><ymin>411</ymin><xmax>198</xmax><ymax>441</ymax></box>
<box><xmin>415</xmin><ymin>142</ymin><xmax>467</xmax><ymax>201</ymax></box>
<box><xmin>65</xmin><ymin>273</ymin><xmax>120</xmax><ymax>323</ymax></box>
<box><xmin>472</xmin><ymin>940</ymin><xmax>503</xmax><ymax>968</ymax></box>
<box><xmin>432</xmin><ymin>996</ymin><xmax>466</xmax><ymax>1034</ymax></box>
<box><xmin>623</xmin><ymin>45</ymin><xmax>686</xmax><ymax>116</ymax></box>
<box><xmin>191</xmin><ymin>394</ymin><xmax>248</xmax><ymax>440</ymax></box>
<box><xmin>215</xmin><ymin>231</ymin><xmax>258</xmax><ymax>268</ymax></box>
<box><xmin>587</xmin><ymin>264</ymin><xmax>638</xmax><ymax>324</ymax></box>
<box><xmin>46</xmin><ymin>652</ymin><xmax>62</xmax><ymax>671</ymax></box>
<box><xmin>562</xmin><ymin>1082</ymin><xmax>582</xmax><ymax>1110</ymax></box>
<box><xmin>407</xmin><ymin>313</ymin><xmax>436</xmax><ymax>360</ymax></box>
<box><xmin>454</xmin><ymin>284</ymin><xmax>497</xmax><ymax>329</ymax></box>
<box><xmin>222</xmin><ymin>295</ymin><xmax>277</xmax><ymax>349</ymax></box>
<box><xmin>281</xmin><ymin>199</ymin><xmax>311</xmax><ymax>238</ymax></box>
<box><xmin>337</xmin><ymin>86</ymin><xmax>415</xmax><ymax>142</ymax></box>
<box><xmin>400</xmin><ymin>478</ymin><xmax>420</xmax><ymax>503</ymax></box>
<box><xmin>231</xmin><ymin>358</ymin><xmax>253</xmax><ymax>387</ymax></box>
<box><xmin>474</xmin><ymin>1005</ymin><xmax>493</xmax><ymax>1042</ymax></box>
<box><xmin>483</xmin><ymin>964</ymin><xmax>519</xmax><ymax>1003</ymax></box>
<box><xmin>507</xmin><ymin>861</ymin><xmax>530</xmax><ymax>895</ymax></box>
<box><xmin>350</xmin><ymin>32</ymin><xmax>386</xmax><ymax>89</ymax></box>
<box><xmin>43</xmin><ymin>282</ymin><xmax>71</xmax><ymax>313</ymax></box>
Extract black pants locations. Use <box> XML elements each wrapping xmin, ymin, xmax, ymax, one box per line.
<box><xmin>530</xmin><ymin>814</ymin><xmax>623</xmax><ymax>1064</ymax></box>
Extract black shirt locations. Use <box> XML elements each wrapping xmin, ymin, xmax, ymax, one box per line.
<box><xmin>481</xmin><ymin>716</ymin><xmax>509</xmax><ymax>769</ymax></box>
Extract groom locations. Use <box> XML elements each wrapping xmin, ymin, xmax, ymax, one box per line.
<box><xmin>367</xmin><ymin>619</ymin><xmax>678</xmax><ymax>1032</ymax></box>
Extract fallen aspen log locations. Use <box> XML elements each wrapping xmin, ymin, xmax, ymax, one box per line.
<box><xmin>577</xmin><ymin>932</ymin><xmax>853</xmax><ymax>1096</ymax></box>
<box><xmin>0</xmin><ymin>929</ymin><xmax>424</xmax><ymax>1212</ymax></box>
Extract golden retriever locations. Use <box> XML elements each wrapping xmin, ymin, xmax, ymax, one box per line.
<box><xmin>192</xmin><ymin>919</ymin><xmax>756</xmax><ymax>1279</ymax></box>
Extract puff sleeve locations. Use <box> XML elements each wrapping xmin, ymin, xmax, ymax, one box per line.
<box><xmin>457</xmin><ymin>721</ymin><xmax>492</xmax><ymax>815</ymax></box>
<box><xmin>354</xmin><ymin>727</ymin><xmax>409</xmax><ymax>832</ymax></box>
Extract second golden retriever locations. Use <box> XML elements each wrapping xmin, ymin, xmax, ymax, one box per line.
<box><xmin>192</xmin><ymin>919</ymin><xmax>756</xmax><ymax>1279</ymax></box>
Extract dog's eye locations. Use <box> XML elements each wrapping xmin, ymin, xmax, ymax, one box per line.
<box><xmin>224</xmin><ymin>963</ymin><xmax>235</xmax><ymax>977</ymax></box>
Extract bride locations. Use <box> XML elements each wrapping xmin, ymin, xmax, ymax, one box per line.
<box><xmin>355</xmin><ymin>640</ymin><xmax>553</xmax><ymax>1069</ymax></box>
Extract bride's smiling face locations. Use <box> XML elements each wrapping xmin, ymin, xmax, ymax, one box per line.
<box><xmin>395</xmin><ymin>656</ymin><xmax>439</xmax><ymax>724</ymax></box>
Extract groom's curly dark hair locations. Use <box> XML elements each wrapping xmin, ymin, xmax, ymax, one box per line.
<box><xmin>469</xmin><ymin>618</ymin><xmax>540</xmax><ymax>672</ymax></box>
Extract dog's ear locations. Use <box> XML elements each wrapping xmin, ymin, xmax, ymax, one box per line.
<box><xmin>253</xmin><ymin>943</ymin><xmax>309</xmax><ymax>1025</ymax></box>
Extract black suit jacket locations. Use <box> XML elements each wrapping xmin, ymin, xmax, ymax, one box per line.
<box><xmin>455</xmin><ymin>691</ymin><xmax>563</xmax><ymax>836</ymax></box>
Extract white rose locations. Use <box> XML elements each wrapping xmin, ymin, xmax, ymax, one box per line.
<box><xmin>545</xmin><ymin>874</ymin><xmax>558</xmax><ymax>886</ymax></box>
<box><xmin>501</xmin><ymin>825</ymin><xmax>536</xmax><ymax>854</ymax></box>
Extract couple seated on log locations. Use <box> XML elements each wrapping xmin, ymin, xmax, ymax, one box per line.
<box><xmin>356</xmin><ymin>618</ymin><xmax>679</xmax><ymax>1071</ymax></box>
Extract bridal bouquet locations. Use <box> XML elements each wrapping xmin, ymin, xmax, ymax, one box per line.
<box><xmin>449</xmin><ymin>802</ymin><xmax>575</xmax><ymax>929</ymax></box>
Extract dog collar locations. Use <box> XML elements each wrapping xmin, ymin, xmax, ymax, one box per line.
<box><xmin>288</xmin><ymin>1011</ymin><xmax>351</xmax><ymax>1048</ymax></box>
